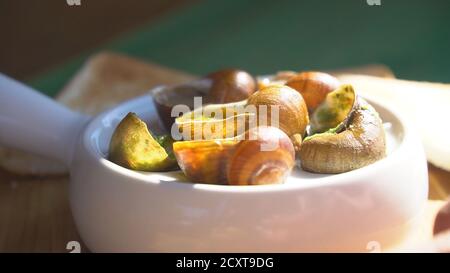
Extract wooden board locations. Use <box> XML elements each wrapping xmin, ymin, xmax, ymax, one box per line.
<box><xmin>0</xmin><ymin>55</ymin><xmax>449</xmax><ymax>252</ymax></box>
<box><xmin>0</xmin><ymin>171</ymin><xmax>81</xmax><ymax>252</ymax></box>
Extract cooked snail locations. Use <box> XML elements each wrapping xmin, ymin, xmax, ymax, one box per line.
<box><xmin>175</xmin><ymin>84</ymin><xmax>310</xmax><ymax>140</ymax></box>
<box><xmin>257</xmin><ymin>71</ymin><xmax>297</xmax><ymax>89</ymax></box>
<box><xmin>227</xmin><ymin>126</ymin><xmax>295</xmax><ymax>185</ymax></box>
<box><xmin>109</xmin><ymin>112</ymin><xmax>177</xmax><ymax>171</ymax></box>
<box><xmin>173</xmin><ymin>126</ymin><xmax>295</xmax><ymax>185</ymax></box>
<box><xmin>153</xmin><ymin>69</ymin><xmax>256</xmax><ymax>131</ymax></box>
<box><xmin>152</xmin><ymin>80</ymin><xmax>210</xmax><ymax>131</ymax></box>
<box><xmin>286</xmin><ymin>71</ymin><xmax>340</xmax><ymax>113</ymax></box>
<box><xmin>246</xmin><ymin>85</ymin><xmax>309</xmax><ymax>137</ymax></box>
<box><xmin>173</xmin><ymin>139</ymin><xmax>238</xmax><ymax>184</ymax></box>
<box><xmin>299</xmin><ymin>99</ymin><xmax>386</xmax><ymax>174</ymax></box>
<box><xmin>206</xmin><ymin>69</ymin><xmax>257</xmax><ymax>103</ymax></box>
<box><xmin>310</xmin><ymin>84</ymin><xmax>357</xmax><ymax>134</ymax></box>
<box><xmin>174</xmin><ymin>100</ymin><xmax>254</xmax><ymax>140</ymax></box>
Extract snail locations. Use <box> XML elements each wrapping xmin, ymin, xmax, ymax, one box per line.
<box><xmin>109</xmin><ymin>113</ymin><xmax>177</xmax><ymax>171</ymax></box>
<box><xmin>309</xmin><ymin>84</ymin><xmax>357</xmax><ymax>134</ymax></box>
<box><xmin>246</xmin><ymin>85</ymin><xmax>309</xmax><ymax>138</ymax></box>
<box><xmin>227</xmin><ymin>126</ymin><xmax>295</xmax><ymax>185</ymax></box>
<box><xmin>206</xmin><ymin>69</ymin><xmax>257</xmax><ymax>103</ymax></box>
<box><xmin>175</xmin><ymin>85</ymin><xmax>309</xmax><ymax>141</ymax></box>
<box><xmin>173</xmin><ymin>126</ymin><xmax>295</xmax><ymax>185</ymax></box>
<box><xmin>257</xmin><ymin>71</ymin><xmax>297</xmax><ymax>90</ymax></box>
<box><xmin>286</xmin><ymin>71</ymin><xmax>340</xmax><ymax>113</ymax></box>
<box><xmin>152</xmin><ymin>80</ymin><xmax>210</xmax><ymax>132</ymax></box>
<box><xmin>174</xmin><ymin>99</ymin><xmax>253</xmax><ymax>141</ymax></box>
<box><xmin>152</xmin><ymin>69</ymin><xmax>257</xmax><ymax>131</ymax></box>
<box><xmin>299</xmin><ymin>97</ymin><xmax>386</xmax><ymax>174</ymax></box>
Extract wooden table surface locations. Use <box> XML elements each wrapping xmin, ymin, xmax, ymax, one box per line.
<box><xmin>1</xmin><ymin>59</ymin><xmax>449</xmax><ymax>253</ymax></box>
<box><xmin>0</xmin><ymin>171</ymin><xmax>80</xmax><ymax>252</ymax></box>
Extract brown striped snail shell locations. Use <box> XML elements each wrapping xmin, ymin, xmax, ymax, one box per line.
<box><xmin>286</xmin><ymin>71</ymin><xmax>340</xmax><ymax>113</ymax></box>
<box><xmin>173</xmin><ymin>126</ymin><xmax>295</xmax><ymax>185</ymax></box>
<box><xmin>246</xmin><ymin>85</ymin><xmax>309</xmax><ymax>138</ymax></box>
<box><xmin>206</xmin><ymin>69</ymin><xmax>257</xmax><ymax>103</ymax></box>
<box><xmin>227</xmin><ymin>126</ymin><xmax>295</xmax><ymax>185</ymax></box>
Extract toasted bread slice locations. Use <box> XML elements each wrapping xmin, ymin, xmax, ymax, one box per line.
<box><xmin>56</xmin><ymin>52</ymin><xmax>195</xmax><ymax>114</ymax></box>
<box><xmin>0</xmin><ymin>52</ymin><xmax>195</xmax><ymax>176</ymax></box>
<box><xmin>331</xmin><ymin>63</ymin><xmax>395</xmax><ymax>79</ymax></box>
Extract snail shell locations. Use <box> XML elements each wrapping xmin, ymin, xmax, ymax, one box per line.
<box><xmin>286</xmin><ymin>71</ymin><xmax>340</xmax><ymax>113</ymax></box>
<box><xmin>246</xmin><ymin>85</ymin><xmax>309</xmax><ymax>137</ymax></box>
<box><xmin>175</xmin><ymin>100</ymin><xmax>254</xmax><ymax>140</ymax></box>
<box><xmin>173</xmin><ymin>139</ymin><xmax>238</xmax><ymax>184</ymax></box>
<box><xmin>206</xmin><ymin>69</ymin><xmax>257</xmax><ymax>103</ymax></box>
<box><xmin>309</xmin><ymin>84</ymin><xmax>357</xmax><ymax>134</ymax></box>
<box><xmin>299</xmin><ymin>100</ymin><xmax>386</xmax><ymax>174</ymax></box>
<box><xmin>228</xmin><ymin>126</ymin><xmax>295</xmax><ymax>185</ymax></box>
<box><xmin>173</xmin><ymin>126</ymin><xmax>295</xmax><ymax>185</ymax></box>
<box><xmin>153</xmin><ymin>69</ymin><xmax>256</xmax><ymax>131</ymax></box>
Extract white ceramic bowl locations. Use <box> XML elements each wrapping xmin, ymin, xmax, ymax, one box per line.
<box><xmin>0</xmin><ymin>74</ymin><xmax>428</xmax><ymax>252</ymax></box>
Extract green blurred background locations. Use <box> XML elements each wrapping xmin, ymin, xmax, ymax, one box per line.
<box><xmin>1</xmin><ymin>0</ymin><xmax>450</xmax><ymax>97</ymax></box>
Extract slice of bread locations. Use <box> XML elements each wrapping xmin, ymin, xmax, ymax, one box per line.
<box><xmin>337</xmin><ymin>74</ymin><xmax>450</xmax><ymax>171</ymax></box>
<box><xmin>56</xmin><ymin>52</ymin><xmax>195</xmax><ymax>115</ymax></box>
<box><xmin>0</xmin><ymin>52</ymin><xmax>195</xmax><ymax>176</ymax></box>
<box><xmin>330</xmin><ymin>63</ymin><xmax>395</xmax><ymax>79</ymax></box>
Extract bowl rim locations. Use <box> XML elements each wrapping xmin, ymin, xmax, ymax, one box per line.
<box><xmin>81</xmin><ymin>87</ymin><xmax>414</xmax><ymax>193</ymax></box>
